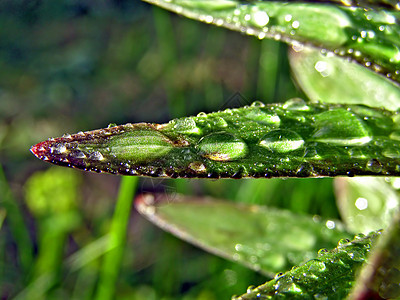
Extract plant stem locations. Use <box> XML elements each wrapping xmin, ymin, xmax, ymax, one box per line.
<box><xmin>94</xmin><ymin>176</ymin><xmax>138</xmax><ymax>300</ymax></box>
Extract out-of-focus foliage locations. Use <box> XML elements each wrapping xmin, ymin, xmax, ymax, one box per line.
<box><xmin>0</xmin><ymin>0</ymin><xmax>297</xmax><ymax>298</ymax></box>
<box><xmin>135</xmin><ymin>193</ymin><xmax>351</xmax><ymax>276</ymax></box>
<box><xmin>289</xmin><ymin>46</ymin><xmax>400</xmax><ymax>110</ymax></box>
<box><xmin>2</xmin><ymin>0</ymin><xmax>400</xmax><ymax>299</ymax></box>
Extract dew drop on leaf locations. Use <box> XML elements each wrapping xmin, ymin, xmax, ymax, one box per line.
<box><xmin>337</xmin><ymin>238</ymin><xmax>351</xmax><ymax>247</ymax></box>
<box><xmin>366</xmin><ymin>158</ymin><xmax>382</xmax><ymax>173</ymax></box>
<box><xmin>311</xmin><ymin>260</ymin><xmax>326</xmax><ymax>272</ymax></box>
<box><xmin>173</xmin><ymin>118</ymin><xmax>201</xmax><ymax>134</ymax></box>
<box><xmin>282</xmin><ymin>98</ymin><xmax>310</xmax><ymax>111</ymax></box>
<box><xmin>250</xmin><ymin>101</ymin><xmax>265</xmax><ymax>107</ymax></box>
<box><xmin>312</xmin><ymin>109</ymin><xmax>372</xmax><ymax>145</ymax></box>
<box><xmin>317</xmin><ymin>248</ymin><xmax>329</xmax><ymax>256</ymax></box>
<box><xmin>105</xmin><ymin>130</ymin><xmax>174</xmax><ymax>163</ymax></box>
<box><xmin>354</xmin><ymin>233</ymin><xmax>366</xmax><ymax>240</ymax></box>
<box><xmin>196</xmin><ymin>132</ymin><xmax>248</xmax><ymax>161</ymax></box>
<box><xmin>188</xmin><ymin>161</ymin><xmax>206</xmax><ymax>173</ymax></box>
<box><xmin>251</xmin><ymin>10</ymin><xmax>269</xmax><ymax>27</ymax></box>
<box><xmin>259</xmin><ymin>129</ymin><xmax>304</xmax><ymax>153</ymax></box>
<box><xmin>51</xmin><ymin>143</ymin><xmax>67</xmax><ymax>154</ymax></box>
<box><xmin>382</xmin><ymin>147</ymin><xmax>400</xmax><ymax>159</ymax></box>
<box><xmin>244</xmin><ymin>109</ymin><xmax>281</xmax><ymax>125</ymax></box>
<box><xmin>88</xmin><ymin>151</ymin><xmax>104</xmax><ymax>161</ymax></box>
<box><xmin>70</xmin><ymin>151</ymin><xmax>86</xmax><ymax>159</ymax></box>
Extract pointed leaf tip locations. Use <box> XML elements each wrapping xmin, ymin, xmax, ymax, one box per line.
<box><xmin>31</xmin><ymin>101</ymin><xmax>400</xmax><ymax>178</ymax></box>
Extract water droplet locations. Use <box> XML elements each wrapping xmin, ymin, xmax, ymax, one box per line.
<box><xmin>51</xmin><ymin>143</ymin><xmax>67</xmax><ymax>154</ymax></box>
<box><xmin>317</xmin><ymin>248</ymin><xmax>328</xmax><ymax>256</ymax></box>
<box><xmin>188</xmin><ymin>161</ymin><xmax>206</xmax><ymax>173</ymax></box>
<box><xmin>252</xmin><ymin>10</ymin><xmax>269</xmax><ymax>27</ymax></box>
<box><xmin>247</xmin><ymin>285</ymin><xmax>256</xmax><ymax>293</ymax></box>
<box><xmin>244</xmin><ymin>109</ymin><xmax>280</xmax><ymax>125</ymax></box>
<box><xmin>212</xmin><ymin>117</ymin><xmax>228</xmax><ymax>128</ymax></box>
<box><xmin>314</xmin><ymin>61</ymin><xmax>332</xmax><ymax>77</ymax></box>
<box><xmin>275</xmin><ymin>277</ymin><xmax>302</xmax><ymax>293</ymax></box>
<box><xmin>62</xmin><ymin>133</ymin><xmax>72</xmax><ymax>139</ymax></box>
<box><xmin>309</xmin><ymin>259</ymin><xmax>327</xmax><ymax>272</ymax></box>
<box><xmin>204</xmin><ymin>15</ymin><xmax>213</xmax><ymax>24</ymax></box>
<box><xmin>282</xmin><ymin>98</ymin><xmax>310</xmax><ymax>111</ymax></box>
<box><xmin>292</xmin><ymin>20</ymin><xmax>300</xmax><ymax>29</ymax></box>
<box><xmin>173</xmin><ymin>118</ymin><xmax>201</xmax><ymax>134</ymax></box>
<box><xmin>325</xmin><ymin>220</ymin><xmax>335</xmax><ymax>229</ymax></box>
<box><xmin>366</xmin><ymin>159</ymin><xmax>382</xmax><ymax>173</ymax></box>
<box><xmin>354</xmin><ymin>233</ymin><xmax>366</xmax><ymax>240</ymax></box>
<box><xmin>196</xmin><ymin>132</ymin><xmax>248</xmax><ymax>161</ymax></box>
<box><xmin>355</xmin><ymin>197</ymin><xmax>368</xmax><ymax>210</ymax></box>
<box><xmin>197</xmin><ymin>112</ymin><xmax>207</xmax><ymax>118</ymax></box>
<box><xmin>312</xmin><ymin>109</ymin><xmax>372</xmax><ymax>145</ymax></box>
<box><xmin>259</xmin><ymin>130</ymin><xmax>304</xmax><ymax>153</ymax></box>
<box><xmin>250</xmin><ymin>101</ymin><xmax>265</xmax><ymax>107</ymax></box>
<box><xmin>274</xmin><ymin>272</ymin><xmax>284</xmax><ymax>280</ymax></box>
<box><xmin>108</xmin><ymin>123</ymin><xmax>117</xmax><ymax>128</ymax></box>
<box><xmin>89</xmin><ymin>151</ymin><xmax>104</xmax><ymax>161</ymax></box>
<box><xmin>70</xmin><ymin>151</ymin><xmax>86</xmax><ymax>159</ymax></box>
<box><xmin>383</xmin><ymin>148</ymin><xmax>400</xmax><ymax>159</ymax></box>
<box><xmin>337</xmin><ymin>238</ymin><xmax>350</xmax><ymax>247</ymax></box>
<box><xmin>105</xmin><ymin>129</ymin><xmax>174</xmax><ymax>162</ymax></box>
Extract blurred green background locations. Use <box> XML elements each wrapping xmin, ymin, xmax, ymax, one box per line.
<box><xmin>0</xmin><ymin>1</ymin><xmax>341</xmax><ymax>299</ymax></box>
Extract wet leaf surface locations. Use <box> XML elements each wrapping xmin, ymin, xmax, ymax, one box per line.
<box><xmin>31</xmin><ymin>101</ymin><xmax>400</xmax><ymax>178</ymax></box>
<box><xmin>143</xmin><ymin>0</ymin><xmax>400</xmax><ymax>84</ymax></box>
<box><xmin>349</xmin><ymin>213</ymin><xmax>400</xmax><ymax>299</ymax></box>
<box><xmin>234</xmin><ymin>231</ymin><xmax>382</xmax><ymax>299</ymax></box>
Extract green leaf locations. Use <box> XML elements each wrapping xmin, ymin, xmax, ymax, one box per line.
<box><xmin>135</xmin><ymin>193</ymin><xmax>352</xmax><ymax>276</ymax></box>
<box><xmin>143</xmin><ymin>0</ymin><xmax>400</xmax><ymax>84</ymax></box>
<box><xmin>289</xmin><ymin>46</ymin><xmax>400</xmax><ymax>110</ymax></box>
<box><xmin>233</xmin><ymin>231</ymin><xmax>382</xmax><ymax>299</ymax></box>
<box><xmin>349</xmin><ymin>212</ymin><xmax>400</xmax><ymax>299</ymax></box>
<box><xmin>31</xmin><ymin>101</ymin><xmax>400</xmax><ymax>178</ymax></box>
<box><xmin>335</xmin><ymin>177</ymin><xmax>399</xmax><ymax>234</ymax></box>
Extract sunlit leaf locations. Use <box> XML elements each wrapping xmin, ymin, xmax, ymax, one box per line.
<box><xmin>349</xmin><ymin>213</ymin><xmax>400</xmax><ymax>299</ymax></box>
<box><xmin>335</xmin><ymin>177</ymin><xmax>399</xmax><ymax>234</ymax></box>
<box><xmin>31</xmin><ymin>101</ymin><xmax>400</xmax><ymax>178</ymax></box>
<box><xmin>289</xmin><ymin>46</ymin><xmax>400</xmax><ymax>110</ymax></box>
<box><xmin>143</xmin><ymin>0</ymin><xmax>400</xmax><ymax>84</ymax></box>
<box><xmin>135</xmin><ymin>193</ymin><xmax>352</xmax><ymax>276</ymax></box>
<box><xmin>234</xmin><ymin>231</ymin><xmax>382</xmax><ymax>299</ymax></box>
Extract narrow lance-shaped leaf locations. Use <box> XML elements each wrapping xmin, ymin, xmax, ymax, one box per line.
<box><xmin>31</xmin><ymin>100</ymin><xmax>400</xmax><ymax>178</ymax></box>
<box><xmin>143</xmin><ymin>0</ymin><xmax>400</xmax><ymax>84</ymax></box>
<box><xmin>135</xmin><ymin>193</ymin><xmax>352</xmax><ymax>276</ymax></box>
<box><xmin>234</xmin><ymin>231</ymin><xmax>382</xmax><ymax>299</ymax></box>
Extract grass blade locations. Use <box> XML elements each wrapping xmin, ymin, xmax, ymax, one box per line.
<box><xmin>94</xmin><ymin>176</ymin><xmax>138</xmax><ymax>300</ymax></box>
<box><xmin>31</xmin><ymin>101</ymin><xmax>400</xmax><ymax>178</ymax></box>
